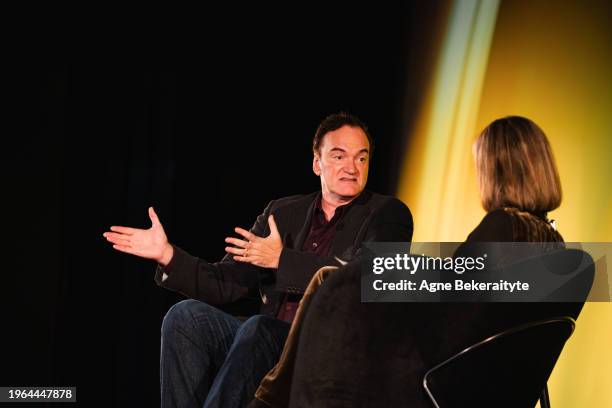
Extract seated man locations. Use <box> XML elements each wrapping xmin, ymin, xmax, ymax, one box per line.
<box><xmin>103</xmin><ymin>112</ymin><xmax>413</xmax><ymax>408</ymax></box>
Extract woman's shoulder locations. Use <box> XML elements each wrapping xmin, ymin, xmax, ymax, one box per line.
<box><xmin>466</xmin><ymin>207</ymin><xmax>564</xmax><ymax>243</ymax></box>
<box><xmin>465</xmin><ymin>209</ymin><xmax>514</xmax><ymax>242</ymax></box>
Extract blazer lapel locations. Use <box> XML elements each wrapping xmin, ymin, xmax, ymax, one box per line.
<box><xmin>274</xmin><ymin>193</ymin><xmax>318</xmax><ymax>250</ymax></box>
<box><xmin>292</xmin><ymin>194</ymin><xmax>318</xmax><ymax>249</ymax></box>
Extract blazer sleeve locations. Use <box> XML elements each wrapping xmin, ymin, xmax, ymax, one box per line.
<box><xmin>153</xmin><ymin>201</ymin><xmax>276</xmax><ymax>304</ymax></box>
<box><xmin>275</xmin><ymin>198</ymin><xmax>414</xmax><ymax>293</ymax></box>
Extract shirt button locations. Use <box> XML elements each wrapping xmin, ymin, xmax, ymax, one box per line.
<box><xmin>312</xmin><ymin>242</ymin><xmax>318</xmax><ymax>248</ymax></box>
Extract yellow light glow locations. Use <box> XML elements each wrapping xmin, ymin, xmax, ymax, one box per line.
<box><xmin>398</xmin><ymin>0</ymin><xmax>612</xmax><ymax>406</ymax></box>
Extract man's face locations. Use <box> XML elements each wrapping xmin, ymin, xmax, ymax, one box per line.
<box><xmin>313</xmin><ymin>125</ymin><xmax>370</xmax><ymax>202</ymax></box>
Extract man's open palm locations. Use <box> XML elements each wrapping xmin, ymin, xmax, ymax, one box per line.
<box><xmin>224</xmin><ymin>215</ymin><xmax>283</xmax><ymax>269</ymax></box>
<box><xmin>103</xmin><ymin>207</ymin><xmax>173</xmax><ymax>265</ymax></box>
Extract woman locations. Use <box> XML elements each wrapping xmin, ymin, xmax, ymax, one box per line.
<box><xmin>255</xmin><ymin>116</ymin><xmax>580</xmax><ymax>407</ymax></box>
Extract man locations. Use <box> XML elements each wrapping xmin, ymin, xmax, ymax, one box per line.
<box><xmin>103</xmin><ymin>112</ymin><xmax>413</xmax><ymax>408</ymax></box>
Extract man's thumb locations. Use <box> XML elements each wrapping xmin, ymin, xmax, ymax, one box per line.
<box><xmin>268</xmin><ymin>215</ymin><xmax>280</xmax><ymax>236</ymax></box>
<box><xmin>149</xmin><ymin>206</ymin><xmax>161</xmax><ymax>226</ymax></box>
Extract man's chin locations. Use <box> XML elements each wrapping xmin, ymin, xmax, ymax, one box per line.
<box><xmin>335</xmin><ymin>189</ymin><xmax>363</xmax><ymax>201</ymax></box>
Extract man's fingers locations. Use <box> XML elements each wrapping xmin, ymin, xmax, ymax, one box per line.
<box><xmin>225</xmin><ymin>237</ymin><xmax>250</xmax><ymax>248</ymax></box>
<box><xmin>149</xmin><ymin>207</ymin><xmax>161</xmax><ymax>226</ymax></box>
<box><xmin>226</xmin><ymin>246</ymin><xmax>260</xmax><ymax>255</ymax></box>
<box><xmin>104</xmin><ymin>234</ymin><xmax>131</xmax><ymax>246</ymax></box>
<box><xmin>110</xmin><ymin>226</ymin><xmax>137</xmax><ymax>235</ymax></box>
<box><xmin>234</xmin><ymin>227</ymin><xmax>256</xmax><ymax>241</ymax></box>
<box><xmin>104</xmin><ymin>232</ymin><xmax>131</xmax><ymax>241</ymax></box>
<box><xmin>225</xmin><ymin>246</ymin><xmax>245</xmax><ymax>256</ymax></box>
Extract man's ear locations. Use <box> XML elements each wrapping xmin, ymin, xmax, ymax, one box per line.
<box><xmin>313</xmin><ymin>153</ymin><xmax>321</xmax><ymax>176</ymax></box>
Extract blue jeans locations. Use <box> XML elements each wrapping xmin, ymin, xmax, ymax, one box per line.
<box><xmin>160</xmin><ymin>299</ymin><xmax>290</xmax><ymax>408</ymax></box>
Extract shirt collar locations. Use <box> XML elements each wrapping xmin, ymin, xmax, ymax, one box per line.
<box><xmin>315</xmin><ymin>192</ymin><xmax>356</xmax><ymax>222</ymax></box>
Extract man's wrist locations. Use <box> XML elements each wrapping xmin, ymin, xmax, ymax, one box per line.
<box><xmin>158</xmin><ymin>243</ymin><xmax>174</xmax><ymax>267</ymax></box>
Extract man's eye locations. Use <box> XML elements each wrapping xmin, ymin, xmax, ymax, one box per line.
<box><xmin>333</xmin><ymin>156</ymin><xmax>343</xmax><ymax>160</ymax></box>
<box><xmin>359</xmin><ymin>157</ymin><xmax>367</xmax><ymax>162</ymax></box>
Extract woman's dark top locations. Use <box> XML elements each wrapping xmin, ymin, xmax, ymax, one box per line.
<box><xmin>465</xmin><ymin>207</ymin><xmax>562</xmax><ymax>243</ymax></box>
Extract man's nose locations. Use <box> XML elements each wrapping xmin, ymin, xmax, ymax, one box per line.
<box><xmin>344</xmin><ymin>160</ymin><xmax>358</xmax><ymax>174</ymax></box>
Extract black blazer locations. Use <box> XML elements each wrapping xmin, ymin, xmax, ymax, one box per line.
<box><xmin>154</xmin><ymin>190</ymin><xmax>413</xmax><ymax>316</ymax></box>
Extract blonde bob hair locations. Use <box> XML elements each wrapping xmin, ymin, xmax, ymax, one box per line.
<box><xmin>474</xmin><ymin>116</ymin><xmax>562</xmax><ymax>213</ymax></box>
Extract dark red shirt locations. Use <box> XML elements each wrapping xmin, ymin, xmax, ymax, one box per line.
<box><xmin>276</xmin><ymin>196</ymin><xmax>351</xmax><ymax>323</ymax></box>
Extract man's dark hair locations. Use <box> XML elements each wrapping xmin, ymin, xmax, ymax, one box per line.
<box><xmin>312</xmin><ymin>112</ymin><xmax>374</xmax><ymax>155</ymax></box>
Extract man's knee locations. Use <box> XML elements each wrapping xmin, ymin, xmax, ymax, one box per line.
<box><xmin>161</xmin><ymin>299</ymin><xmax>215</xmax><ymax>337</ymax></box>
<box><xmin>237</xmin><ymin>315</ymin><xmax>289</xmax><ymax>344</ymax></box>
<box><xmin>241</xmin><ymin>315</ymin><xmax>275</xmax><ymax>330</ymax></box>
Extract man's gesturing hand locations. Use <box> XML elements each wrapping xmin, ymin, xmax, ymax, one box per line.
<box><xmin>103</xmin><ymin>207</ymin><xmax>174</xmax><ymax>266</ymax></box>
<box><xmin>225</xmin><ymin>215</ymin><xmax>283</xmax><ymax>269</ymax></box>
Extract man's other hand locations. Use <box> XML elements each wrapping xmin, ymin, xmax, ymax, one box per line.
<box><xmin>225</xmin><ymin>215</ymin><xmax>282</xmax><ymax>269</ymax></box>
<box><xmin>103</xmin><ymin>207</ymin><xmax>174</xmax><ymax>266</ymax></box>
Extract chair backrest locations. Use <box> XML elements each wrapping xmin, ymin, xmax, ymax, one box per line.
<box><xmin>423</xmin><ymin>317</ymin><xmax>575</xmax><ymax>408</ymax></box>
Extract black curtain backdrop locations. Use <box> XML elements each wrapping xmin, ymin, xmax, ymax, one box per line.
<box><xmin>3</xmin><ymin>3</ymin><xmax>448</xmax><ymax>406</ymax></box>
